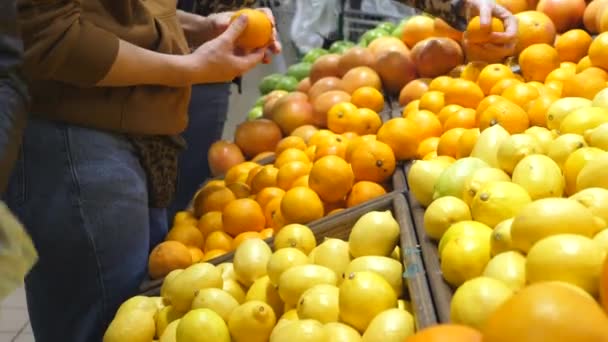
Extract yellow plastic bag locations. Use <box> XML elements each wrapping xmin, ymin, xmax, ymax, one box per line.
<box><xmin>0</xmin><ymin>201</ymin><xmax>37</xmax><ymax>300</ymax></box>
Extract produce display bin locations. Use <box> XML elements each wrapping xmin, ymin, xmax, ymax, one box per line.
<box><xmin>141</xmin><ymin>192</ymin><xmax>438</xmax><ymax>330</ymax></box>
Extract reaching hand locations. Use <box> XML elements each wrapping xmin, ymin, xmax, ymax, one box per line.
<box><xmin>187</xmin><ymin>15</ymin><xmax>265</xmax><ymax>84</ymax></box>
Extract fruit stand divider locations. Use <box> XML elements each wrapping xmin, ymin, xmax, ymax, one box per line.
<box><xmin>140</xmin><ymin>191</ymin><xmax>439</xmax><ymax>329</ymax></box>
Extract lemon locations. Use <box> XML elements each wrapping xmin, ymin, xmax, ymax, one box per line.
<box><xmin>491</xmin><ymin>218</ymin><xmax>515</xmax><ymax>256</ymax></box>
<box><xmin>274</xmin><ymin>224</ymin><xmax>317</xmax><ymax>255</ymax></box>
<box><xmin>324</xmin><ymin>322</ymin><xmax>362</xmax><ymax>342</ymax></box>
<box><xmin>462</xmin><ymin>168</ymin><xmax>511</xmax><ymax>207</ymax></box>
<box><xmin>563</xmin><ymin>147</ymin><xmax>605</xmax><ymax>196</ymax></box>
<box><xmin>155</xmin><ymin>305</ymin><xmax>184</xmax><ymax>338</ymax></box>
<box><xmin>471</xmin><ymin>124</ymin><xmax>511</xmax><ymax>168</ymax></box>
<box><xmin>278</xmin><ymin>264</ymin><xmax>338</xmax><ymax>306</ymax></box>
<box><xmin>423</xmin><ymin>196</ymin><xmax>472</xmax><ymax>240</ymax></box>
<box><xmin>345</xmin><ymin>256</ymin><xmax>403</xmax><ymax>298</ymax></box>
<box><xmin>246</xmin><ymin>275</ymin><xmax>284</xmax><ymax>317</ymax></box>
<box><xmin>296</xmin><ymin>284</ymin><xmax>339</xmax><ymax>323</ymax></box>
<box><xmin>511</xmin><ymin>198</ymin><xmax>601</xmax><ymax>253</ymax></box>
<box><xmin>390</xmin><ymin>246</ymin><xmax>401</xmax><ymax>262</ymax></box>
<box><xmin>164</xmin><ymin>263</ymin><xmax>223</xmax><ymax>312</ymax></box>
<box><xmin>161</xmin><ymin>270</ymin><xmax>184</xmax><ymax>301</ymax></box>
<box><xmin>269</xmin><ymin>319</ymin><xmax>325</xmax><ymax>342</ymax></box>
<box><xmin>497</xmin><ymin>134</ymin><xmax>542</xmax><ymax>174</ymax></box>
<box><xmin>361</xmin><ymin>308</ymin><xmax>415</xmax><ymax>342</ymax></box>
<box><xmin>593</xmin><ymin>228</ymin><xmax>608</xmax><ymax>253</ymax></box>
<box><xmin>398</xmin><ymin>299</ymin><xmax>412</xmax><ymax>313</ymax></box>
<box><xmin>339</xmin><ymin>271</ymin><xmax>398</xmax><ymax>332</ymax></box>
<box><xmin>511</xmin><ymin>154</ymin><xmax>565</xmax><ymax>200</ymax></box>
<box><xmin>559</xmin><ymin>106</ymin><xmax>608</xmax><ymax>135</ymax></box>
<box><xmin>576</xmin><ymin>152</ymin><xmax>608</xmax><ymax>191</ymax></box>
<box><xmin>103</xmin><ymin>309</ymin><xmax>156</xmax><ymax>342</ymax></box>
<box><xmin>228</xmin><ymin>301</ymin><xmax>276</xmax><ymax>342</ymax></box>
<box><xmin>280</xmin><ymin>309</ymin><xmax>299</xmax><ymax>321</ymax></box>
<box><xmin>309</xmin><ymin>238</ymin><xmax>351</xmax><ymax>282</ymax></box>
<box><xmin>433</xmin><ymin>157</ymin><xmax>490</xmax><ymax>200</ymax></box>
<box><xmin>407</xmin><ymin>159</ymin><xmax>453</xmax><ymax>207</ymax></box>
<box><xmin>191</xmin><ymin>288</ymin><xmax>238</xmax><ymax>322</ymax></box>
<box><xmin>546</xmin><ymin>97</ymin><xmax>592</xmax><ymax>130</ymax></box>
<box><xmin>584</xmin><ymin>122</ymin><xmax>608</xmax><ymax>150</ymax></box>
<box><xmin>233</xmin><ymin>238</ymin><xmax>272</xmax><ymax>287</ymax></box>
<box><xmin>115</xmin><ymin>296</ymin><xmax>159</xmax><ymax>318</ymax></box>
<box><xmin>441</xmin><ymin>234</ymin><xmax>492</xmax><ymax>287</ymax></box>
<box><xmin>524</xmin><ymin>126</ymin><xmax>556</xmax><ymax>153</ymax></box>
<box><xmin>349</xmin><ymin>211</ymin><xmax>400</xmax><ymax>258</ymax></box>
<box><xmin>526</xmin><ymin>234</ymin><xmax>607</xmax><ymax>296</ymax></box>
<box><xmin>482</xmin><ymin>251</ymin><xmax>526</xmax><ymax>291</ymax></box>
<box><xmin>547</xmin><ymin>133</ymin><xmax>588</xmax><ymax>169</ymax></box>
<box><xmin>438</xmin><ymin>220</ymin><xmax>493</xmax><ymax>256</ymax></box>
<box><xmin>222</xmin><ymin>279</ymin><xmax>246</xmax><ymax>304</ymax></box>
<box><xmin>267</xmin><ymin>247</ymin><xmax>309</xmax><ymax>286</ymax></box>
<box><xmin>450</xmin><ymin>277</ymin><xmax>514</xmax><ymax>329</ymax></box>
<box><xmin>216</xmin><ymin>263</ymin><xmax>237</xmax><ymax>281</ymax></box>
<box><xmin>470</xmin><ymin>181</ymin><xmax>532</xmax><ymax>228</ymax></box>
<box><xmin>176</xmin><ymin>309</ymin><xmax>230</xmax><ymax>342</ymax></box>
<box><xmin>159</xmin><ymin>319</ymin><xmax>180</xmax><ymax>342</ymax></box>
<box><xmin>593</xmin><ymin>87</ymin><xmax>608</xmax><ymax>108</ymax></box>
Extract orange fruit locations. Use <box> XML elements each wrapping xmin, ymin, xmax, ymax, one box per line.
<box><xmin>327</xmin><ymin>102</ymin><xmax>358</xmax><ymax>134</ymax></box>
<box><xmin>351</xmin><ymin>108</ymin><xmax>382</xmax><ymax>135</ymax></box>
<box><xmin>259</xmin><ymin>228</ymin><xmax>274</xmax><ymax>240</ymax></box>
<box><xmin>580</xmin><ymin>66</ymin><xmax>608</xmax><ymax>81</ymax></box>
<box><xmin>514</xmin><ymin>11</ymin><xmax>557</xmax><ymax>54</ymax></box>
<box><xmin>423</xmin><ymin>151</ymin><xmax>439</xmax><ymax>160</ymax></box>
<box><xmin>232</xmin><ymin>231</ymin><xmax>262</xmax><ymax>250</ymax></box>
<box><xmin>275</xmin><ymin>136</ymin><xmax>307</xmax><ymax>155</ymax></box>
<box><xmin>245</xmin><ymin>165</ymin><xmax>264</xmax><ymax>186</ymax></box>
<box><xmin>477</xmin><ymin>64</ymin><xmax>515</xmax><ymax>95</ymax></box>
<box><xmin>346</xmin><ymin>181</ymin><xmax>387</xmax><ymax>208</ymax></box>
<box><xmin>328</xmin><ymin>208</ymin><xmax>345</xmax><ymax>216</ymax></box>
<box><xmin>193</xmin><ymin>186</ymin><xmax>236</xmax><ymax>217</ymax></box>
<box><xmin>222</xmin><ymin>198</ymin><xmax>266</xmax><ymax>236</ymax></box>
<box><xmin>249</xmin><ymin>165</ymin><xmax>279</xmax><ymax>194</ymax></box>
<box><xmin>323</xmin><ymin>200</ymin><xmax>346</xmax><ymax>215</ymax></box>
<box><xmin>350</xmin><ymin>140</ymin><xmax>397</xmax><ymax>183</ymax></box>
<box><xmin>482</xmin><ymin>282</ymin><xmax>608</xmax><ymax>341</ymax></box>
<box><xmin>428</xmin><ymin>76</ymin><xmax>454</xmax><ymax>93</ymax></box>
<box><xmin>401</xmin><ymin>15</ymin><xmax>435</xmax><ymax>48</ymax></box>
<box><xmin>280</xmin><ymin>187</ymin><xmax>324</xmax><ymax>224</ymax></box>
<box><xmin>252</xmin><ymin>151</ymin><xmax>275</xmax><ymax>163</ymax></box>
<box><xmin>417</xmin><ymin>136</ymin><xmax>441</xmax><ymax>158</ymax></box>
<box><xmin>276</xmin><ymin>161</ymin><xmax>311</xmax><ymax>190</ymax></box>
<box><xmin>465</xmin><ymin>16</ymin><xmax>505</xmax><ymax>43</ymax></box>
<box><xmin>456</xmin><ymin>128</ymin><xmax>481</xmax><ymax>159</ymax></box>
<box><xmin>496</xmin><ymin>0</ymin><xmax>528</xmax><ymax>13</ymax></box>
<box><xmin>345</xmin><ymin>134</ymin><xmax>377</xmax><ymax>162</ymax></box>
<box><xmin>148</xmin><ymin>241</ymin><xmax>193</xmax><ymax>279</ymax></box>
<box><xmin>418</xmin><ymin>90</ymin><xmax>445</xmax><ymax>113</ymax></box>
<box><xmin>341</xmin><ymin>132</ymin><xmax>358</xmax><ymax>141</ymax></box>
<box><xmin>527</xmin><ymin>94</ymin><xmax>558</xmax><ymax>127</ymax></box>
<box><xmin>255</xmin><ymin>187</ymin><xmax>285</xmax><ymax>211</ymax></box>
<box><xmin>201</xmin><ymin>249</ymin><xmax>228</xmax><ymax>262</ymax></box>
<box><xmin>188</xmin><ymin>247</ymin><xmax>204</xmax><ymax>263</ymax></box>
<box><xmin>274</xmin><ymin>148</ymin><xmax>310</xmax><ymax>168</ymax></box>
<box><xmin>402</xmin><ymin>99</ymin><xmax>420</xmax><ymax>117</ymax></box>
<box><xmin>405</xmin><ymin>324</ymin><xmax>483</xmax><ymax>342</ymax></box>
<box><xmin>225</xmin><ymin>162</ymin><xmax>260</xmax><ymax>185</ymax></box>
<box><xmin>544</xmin><ymin>80</ymin><xmax>563</xmax><ymax>97</ymax></box>
<box><xmin>292</xmin><ymin>175</ymin><xmax>309</xmax><ymax>188</ymax></box>
<box><xmin>309</xmin><ymin>155</ymin><xmax>354</xmax><ymax>203</ymax></box>
<box><xmin>478</xmin><ymin>99</ymin><xmax>530</xmax><ymax>133</ymax></box>
<box><xmin>308</xmin><ymin>129</ymin><xmax>336</xmax><ymax>147</ymax></box>
<box><xmin>555</xmin><ymin>29</ymin><xmax>593</xmax><ymax>63</ymax></box>
<box><xmin>460</xmin><ymin>62</ymin><xmax>488</xmax><ymax>82</ymax></box>
<box><xmin>561</xmin><ymin>72</ymin><xmax>607</xmax><ymax>99</ymax></box>
<box><xmin>377</xmin><ymin>117</ymin><xmax>422</xmax><ymax>160</ymax></box>
<box><xmin>587</xmin><ymin>32</ymin><xmax>608</xmax><ymax>70</ymax></box>
<box><xmin>230</xmin><ymin>9</ymin><xmax>273</xmax><ymax>50</ymax></box>
<box><xmin>405</xmin><ymin>109</ymin><xmax>444</xmax><ymax>139</ymax></box>
<box><xmin>437</xmin><ymin>127</ymin><xmax>467</xmax><ymax>158</ymax></box>
<box><xmin>166</xmin><ymin>224</ymin><xmax>205</xmax><ymax>249</ymax></box>
<box><xmin>351</xmin><ymin>86</ymin><xmax>385</xmax><ymax>112</ymax></box>
<box><xmin>263</xmin><ymin>197</ymin><xmax>284</xmax><ymax>230</ymax></box>
<box><xmin>173</xmin><ymin>211</ymin><xmax>197</xmax><ymax>227</ymax></box>
<box><xmin>444</xmin><ymin>79</ymin><xmax>485</xmax><ymax>109</ymax></box>
<box><xmin>576</xmin><ymin>55</ymin><xmax>592</xmax><ymax>72</ymax></box>
<box><xmin>204</xmin><ymin>231</ymin><xmax>234</xmax><ymax>252</ymax></box>
<box><xmin>197</xmin><ymin>211</ymin><xmax>223</xmax><ymax>237</ymax></box>
<box><xmin>544</xmin><ymin>67</ymin><xmax>575</xmax><ymax>84</ymax></box>
<box><xmin>443</xmin><ymin>107</ymin><xmax>477</xmax><ymax>130</ymax></box>
<box><xmin>437</xmin><ymin>104</ymin><xmax>463</xmax><ymax>125</ymax></box>
<box><xmin>501</xmin><ymin>82</ymin><xmax>540</xmax><ymax>110</ymax></box>
<box><xmin>519</xmin><ymin>43</ymin><xmax>560</xmax><ymax>82</ymax></box>
<box><xmin>489</xmin><ymin>78</ymin><xmax>522</xmax><ymax>95</ymax></box>
<box><xmin>313</xmin><ymin>138</ymin><xmax>348</xmax><ymax>160</ymax></box>
<box><xmin>399</xmin><ymin>78</ymin><xmax>431</xmax><ymax>106</ymax></box>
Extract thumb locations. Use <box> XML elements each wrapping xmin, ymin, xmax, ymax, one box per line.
<box><xmin>222</xmin><ymin>15</ymin><xmax>249</xmax><ymax>42</ymax></box>
<box><xmin>479</xmin><ymin>4</ymin><xmax>492</xmax><ymax>28</ymax></box>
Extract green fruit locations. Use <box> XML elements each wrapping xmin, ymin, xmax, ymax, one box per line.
<box><xmin>376</xmin><ymin>22</ymin><xmax>397</xmax><ymax>33</ymax></box>
<box><xmin>254</xmin><ymin>96</ymin><xmax>266</xmax><ymax>107</ymax></box>
<box><xmin>302</xmin><ymin>48</ymin><xmax>329</xmax><ymax>63</ymax></box>
<box><xmin>286</xmin><ymin>62</ymin><xmax>312</xmax><ymax>81</ymax></box>
<box><xmin>329</xmin><ymin>40</ymin><xmax>355</xmax><ymax>54</ymax></box>
<box><xmin>247</xmin><ymin>106</ymin><xmax>264</xmax><ymax>121</ymax></box>
<box><xmin>359</xmin><ymin>28</ymin><xmax>390</xmax><ymax>46</ymax></box>
<box><xmin>259</xmin><ymin>74</ymin><xmax>283</xmax><ymax>95</ymax></box>
<box><xmin>275</xmin><ymin>76</ymin><xmax>299</xmax><ymax>92</ymax></box>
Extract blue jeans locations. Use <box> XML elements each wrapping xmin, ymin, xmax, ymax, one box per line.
<box><xmin>4</xmin><ymin>119</ymin><xmax>168</xmax><ymax>342</ymax></box>
<box><xmin>167</xmin><ymin>82</ymin><xmax>231</xmax><ymax>221</ymax></box>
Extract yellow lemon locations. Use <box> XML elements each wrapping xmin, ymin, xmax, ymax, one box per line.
<box><xmin>470</xmin><ymin>181</ymin><xmax>532</xmax><ymax>228</ymax></box>
<box><xmin>423</xmin><ymin>196</ymin><xmax>472</xmax><ymax>240</ymax></box>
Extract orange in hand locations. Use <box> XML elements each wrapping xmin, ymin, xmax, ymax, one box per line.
<box><xmin>230</xmin><ymin>9</ymin><xmax>273</xmax><ymax>50</ymax></box>
<box><xmin>466</xmin><ymin>16</ymin><xmax>505</xmax><ymax>43</ymax></box>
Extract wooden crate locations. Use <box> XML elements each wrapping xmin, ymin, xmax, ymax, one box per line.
<box><xmin>140</xmin><ymin>192</ymin><xmax>438</xmax><ymax>330</ymax></box>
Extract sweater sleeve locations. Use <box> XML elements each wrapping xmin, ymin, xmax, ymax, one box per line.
<box><xmin>16</xmin><ymin>0</ymin><xmax>120</xmax><ymax>87</ymax></box>
<box><xmin>397</xmin><ymin>0</ymin><xmax>468</xmax><ymax>31</ymax></box>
